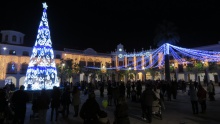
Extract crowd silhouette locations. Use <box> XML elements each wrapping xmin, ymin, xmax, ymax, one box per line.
<box><xmin>0</xmin><ymin>78</ymin><xmax>217</xmax><ymax>124</ymax></box>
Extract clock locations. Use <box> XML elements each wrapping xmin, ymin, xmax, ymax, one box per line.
<box><xmin>118</xmin><ymin>54</ymin><xmax>123</xmax><ymax>58</ymax></box>
<box><xmin>119</xmin><ymin>48</ymin><xmax>122</xmax><ymax>51</ymax></box>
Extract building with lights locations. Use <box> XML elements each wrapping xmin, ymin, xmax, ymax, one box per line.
<box><xmin>1</xmin><ymin>30</ymin><xmax>220</xmax><ymax>89</ymax></box>
<box><xmin>0</xmin><ymin>30</ymin><xmax>112</xmax><ymax>88</ymax></box>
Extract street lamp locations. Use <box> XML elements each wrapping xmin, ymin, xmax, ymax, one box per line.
<box><xmin>1</xmin><ymin>47</ymin><xmax>7</xmax><ymax>55</ymax></box>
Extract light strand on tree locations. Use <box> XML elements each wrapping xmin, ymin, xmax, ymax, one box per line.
<box><xmin>24</xmin><ymin>2</ymin><xmax>59</xmax><ymax>90</ymax></box>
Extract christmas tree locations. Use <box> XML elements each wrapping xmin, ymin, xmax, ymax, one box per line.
<box><xmin>24</xmin><ymin>2</ymin><xmax>59</xmax><ymax>90</ymax></box>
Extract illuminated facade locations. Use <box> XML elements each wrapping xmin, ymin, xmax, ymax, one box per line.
<box><xmin>1</xmin><ymin>30</ymin><xmax>220</xmax><ymax>88</ymax></box>
<box><xmin>0</xmin><ymin>31</ymin><xmax>112</xmax><ymax>88</ymax></box>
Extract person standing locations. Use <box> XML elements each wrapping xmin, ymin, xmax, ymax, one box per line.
<box><xmin>207</xmin><ymin>81</ymin><xmax>215</xmax><ymax>101</ymax></box>
<box><xmin>80</xmin><ymin>92</ymin><xmax>101</xmax><ymax>124</ymax></box>
<box><xmin>126</xmin><ymin>81</ymin><xmax>131</xmax><ymax>98</ymax></box>
<box><xmin>0</xmin><ymin>89</ymin><xmax>8</xmax><ymax>124</ymax></box>
<box><xmin>136</xmin><ymin>81</ymin><xmax>142</xmax><ymax>102</ymax></box>
<box><xmin>114</xmin><ymin>95</ymin><xmax>130</xmax><ymax>124</ymax></box>
<box><xmin>61</xmin><ymin>87</ymin><xmax>71</xmax><ymax>117</ymax></box>
<box><xmin>50</xmin><ymin>86</ymin><xmax>61</xmax><ymax>121</ymax></box>
<box><xmin>11</xmin><ymin>85</ymin><xmax>29</xmax><ymax>124</ymax></box>
<box><xmin>119</xmin><ymin>82</ymin><xmax>126</xmax><ymax>97</ymax></box>
<box><xmin>72</xmin><ymin>86</ymin><xmax>81</xmax><ymax>117</ymax></box>
<box><xmin>38</xmin><ymin>89</ymin><xmax>50</xmax><ymax>124</ymax></box>
<box><xmin>99</xmin><ymin>81</ymin><xmax>105</xmax><ymax>98</ymax></box>
<box><xmin>140</xmin><ymin>84</ymin><xmax>156</xmax><ymax>123</ymax></box>
<box><xmin>197</xmin><ymin>84</ymin><xmax>207</xmax><ymax>113</ymax></box>
<box><xmin>189</xmin><ymin>84</ymin><xmax>199</xmax><ymax>114</ymax></box>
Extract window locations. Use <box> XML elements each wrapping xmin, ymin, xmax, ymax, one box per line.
<box><xmin>12</xmin><ymin>35</ymin><xmax>16</xmax><ymax>42</ymax></box>
<box><xmin>56</xmin><ymin>54</ymin><xmax>61</xmax><ymax>59</ymax></box>
<box><xmin>178</xmin><ymin>64</ymin><xmax>183</xmax><ymax>73</ymax></box>
<box><xmin>129</xmin><ymin>61</ymin><xmax>133</xmax><ymax>67</ymax></box>
<box><xmin>119</xmin><ymin>61</ymin><xmax>123</xmax><ymax>66</ymax></box>
<box><xmin>5</xmin><ymin>35</ymin><xmax>8</xmax><ymax>42</ymax></box>
<box><xmin>9</xmin><ymin>50</ymin><xmax>16</xmax><ymax>55</ymax></box>
<box><xmin>22</xmin><ymin>51</ymin><xmax>29</xmax><ymax>56</ymax></box>
<box><xmin>87</xmin><ymin>62</ymin><xmax>94</xmax><ymax>67</ymax></box>
<box><xmin>137</xmin><ymin>61</ymin><xmax>141</xmax><ymax>66</ymax></box>
<box><xmin>95</xmin><ymin>62</ymin><xmax>101</xmax><ymax>67</ymax></box>
<box><xmin>106</xmin><ymin>62</ymin><xmax>111</xmax><ymax>68</ymax></box>
<box><xmin>111</xmin><ymin>61</ymin><xmax>115</xmax><ymax>67</ymax></box>
<box><xmin>79</xmin><ymin>61</ymin><xmax>86</xmax><ymax>67</ymax></box>
<box><xmin>7</xmin><ymin>62</ymin><xmax>17</xmax><ymax>74</ymax></box>
<box><xmin>20</xmin><ymin>63</ymin><xmax>28</xmax><ymax>74</ymax></box>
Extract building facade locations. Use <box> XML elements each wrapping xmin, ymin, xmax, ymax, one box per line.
<box><xmin>1</xmin><ymin>30</ymin><xmax>220</xmax><ymax>88</ymax></box>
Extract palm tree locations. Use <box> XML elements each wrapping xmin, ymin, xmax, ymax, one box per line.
<box><xmin>153</xmin><ymin>20</ymin><xmax>180</xmax><ymax>81</ymax></box>
<box><xmin>153</xmin><ymin>20</ymin><xmax>180</xmax><ymax>47</ymax></box>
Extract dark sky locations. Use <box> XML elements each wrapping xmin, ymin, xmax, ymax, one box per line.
<box><xmin>1</xmin><ymin>0</ymin><xmax>220</xmax><ymax>53</ymax></box>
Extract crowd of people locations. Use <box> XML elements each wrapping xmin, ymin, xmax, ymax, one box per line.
<box><xmin>0</xmin><ymin>79</ymin><xmax>217</xmax><ymax>124</ymax></box>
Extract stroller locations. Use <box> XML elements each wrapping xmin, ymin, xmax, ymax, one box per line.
<box><xmin>152</xmin><ymin>99</ymin><xmax>162</xmax><ymax>120</ymax></box>
<box><xmin>30</xmin><ymin>98</ymin><xmax>39</xmax><ymax>120</ymax></box>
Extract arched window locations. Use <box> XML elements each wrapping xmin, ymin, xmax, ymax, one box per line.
<box><xmin>20</xmin><ymin>63</ymin><xmax>28</xmax><ymax>74</ymax></box>
<box><xmin>7</xmin><ymin>62</ymin><xmax>17</xmax><ymax>74</ymax></box>
<box><xmin>22</xmin><ymin>51</ymin><xmax>29</xmax><ymax>56</ymax></box>
<box><xmin>9</xmin><ymin>50</ymin><xmax>16</xmax><ymax>55</ymax></box>
<box><xmin>12</xmin><ymin>35</ymin><xmax>16</xmax><ymax>42</ymax></box>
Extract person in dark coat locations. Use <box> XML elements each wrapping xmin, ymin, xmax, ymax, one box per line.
<box><xmin>80</xmin><ymin>92</ymin><xmax>101</xmax><ymax>124</ymax></box>
<box><xmin>61</xmin><ymin>87</ymin><xmax>71</xmax><ymax>117</ymax></box>
<box><xmin>37</xmin><ymin>89</ymin><xmax>50</xmax><ymax>124</ymax></box>
<box><xmin>136</xmin><ymin>81</ymin><xmax>142</xmax><ymax>101</ymax></box>
<box><xmin>126</xmin><ymin>82</ymin><xmax>131</xmax><ymax>98</ymax></box>
<box><xmin>114</xmin><ymin>95</ymin><xmax>130</xmax><ymax>124</ymax></box>
<box><xmin>0</xmin><ymin>89</ymin><xmax>8</xmax><ymax>123</ymax></box>
<box><xmin>197</xmin><ymin>84</ymin><xmax>207</xmax><ymax>113</ymax></box>
<box><xmin>11</xmin><ymin>85</ymin><xmax>29</xmax><ymax>124</ymax></box>
<box><xmin>50</xmin><ymin>86</ymin><xmax>61</xmax><ymax>121</ymax></box>
<box><xmin>140</xmin><ymin>84</ymin><xmax>156</xmax><ymax>123</ymax></box>
<box><xmin>119</xmin><ymin>82</ymin><xmax>126</xmax><ymax>97</ymax></box>
<box><xmin>99</xmin><ymin>82</ymin><xmax>105</xmax><ymax>98</ymax></box>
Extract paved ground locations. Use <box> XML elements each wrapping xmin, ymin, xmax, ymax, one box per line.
<box><xmin>20</xmin><ymin>85</ymin><xmax>220</xmax><ymax>124</ymax></box>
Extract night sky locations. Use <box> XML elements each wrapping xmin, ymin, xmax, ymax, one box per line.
<box><xmin>1</xmin><ymin>0</ymin><xmax>220</xmax><ymax>53</ymax></box>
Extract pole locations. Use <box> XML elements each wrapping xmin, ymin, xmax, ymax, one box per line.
<box><xmin>164</xmin><ymin>43</ymin><xmax>171</xmax><ymax>81</ymax></box>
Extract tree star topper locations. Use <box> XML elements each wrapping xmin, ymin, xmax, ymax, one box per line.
<box><xmin>42</xmin><ymin>2</ymin><xmax>48</xmax><ymax>9</ymax></box>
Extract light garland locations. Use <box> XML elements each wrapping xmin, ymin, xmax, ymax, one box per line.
<box><xmin>86</xmin><ymin>43</ymin><xmax>220</xmax><ymax>71</ymax></box>
<box><xmin>24</xmin><ymin>2</ymin><xmax>59</xmax><ymax>90</ymax></box>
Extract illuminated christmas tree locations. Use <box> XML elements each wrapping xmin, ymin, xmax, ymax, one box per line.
<box><xmin>24</xmin><ymin>2</ymin><xmax>59</xmax><ymax>90</ymax></box>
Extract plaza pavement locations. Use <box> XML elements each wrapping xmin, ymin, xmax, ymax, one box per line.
<box><xmin>23</xmin><ymin>85</ymin><xmax>220</xmax><ymax>124</ymax></box>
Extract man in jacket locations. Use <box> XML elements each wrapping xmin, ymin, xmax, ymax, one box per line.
<box><xmin>141</xmin><ymin>84</ymin><xmax>156</xmax><ymax>123</ymax></box>
<box><xmin>11</xmin><ymin>85</ymin><xmax>29</xmax><ymax>124</ymax></box>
